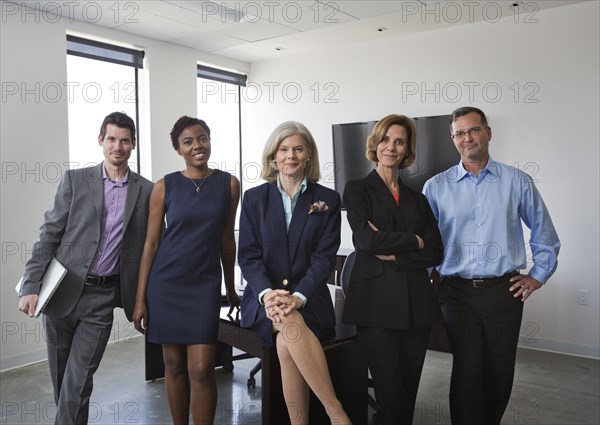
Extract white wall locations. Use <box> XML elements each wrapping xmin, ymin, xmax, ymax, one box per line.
<box><xmin>1</xmin><ymin>1</ymin><xmax>598</xmax><ymax>370</ymax></box>
<box><xmin>241</xmin><ymin>2</ymin><xmax>600</xmax><ymax>358</ymax></box>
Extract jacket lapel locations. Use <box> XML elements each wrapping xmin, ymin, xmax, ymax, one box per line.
<box><xmin>123</xmin><ymin>171</ymin><xmax>141</xmax><ymax>230</ymax></box>
<box><xmin>288</xmin><ymin>183</ymin><xmax>313</xmax><ymax>264</ymax></box>
<box><xmin>368</xmin><ymin>170</ymin><xmax>418</xmax><ymax>230</ymax></box>
<box><xmin>368</xmin><ymin>170</ymin><xmax>403</xmax><ymax>222</ymax></box>
<box><xmin>89</xmin><ymin>164</ymin><xmax>104</xmax><ymax>220</ymax></box>
<box><xmin>398</xmin><ymin>181</ymin><xmax>419</xmax><ymax>229</ymax></box>
<box><xmin>268</xmin><ymin>183</ymin><xmax>291</xmax><ymax>273</ymax></box>
<box><xmin>268</xmin><ymin>183</ymin><xmax>288</xmax><ymax>241</ymax></box>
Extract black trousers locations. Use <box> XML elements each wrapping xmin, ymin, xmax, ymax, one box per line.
<box><xmin>439</xmin><ymin>277</ymin><xmax>524</xmax><ymax>425</ymax></box>
<box><xmin>356</xmin><ymin>325</ymin><xmax>432</xmax><ymax>425</ymax></box>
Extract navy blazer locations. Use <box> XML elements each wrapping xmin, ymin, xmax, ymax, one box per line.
<box><xmin>342</xmin><ymin>170</ymin><xmax>443</xmax><ymax>329</ymax></box>
<box><xmin>238</xmin><ymin>181</ymin><xmax>341</xmax><ymax>332</ymax></box>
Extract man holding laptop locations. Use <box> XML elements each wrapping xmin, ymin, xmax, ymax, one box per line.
<box><xmin>17</xmin><ymin>112</ymin><xmax>153</xmax><ymax>425</ymax></box>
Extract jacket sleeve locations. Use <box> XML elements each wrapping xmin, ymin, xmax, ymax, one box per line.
<box><xmin>19</xmin><ymin>170</ymin><xmax>73</xmax><ymax>295</ymax></box>
<box><xmin>393</xmin><ymin>195</ymin><xmax>444</xmax><ymax>270</ymax></box>
<box><xmin>237</xmin><ymin>191</ymin><xmax>274</xmax><ymax>298</ymax></box>
<box><xmin>344</xmin><ymin>180</ymin><xmax>420</xmax><ymax>255</ymax></box>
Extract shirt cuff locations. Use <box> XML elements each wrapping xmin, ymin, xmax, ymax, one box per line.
<box><xmin>528</xmin><ymin>266</ymin><xmax>550</xmax><ymax>285</ymax></box>
<box><xmin>258</xmin><ymin>288</ymin><xmax>271</xmax><ymax>305</ymax></box>
<box><xmin>292</xmin><ymin>292</ymin><xmax>307</xmax><ymax>307</ymax></box>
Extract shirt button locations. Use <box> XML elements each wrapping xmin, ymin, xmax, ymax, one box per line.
<box><xmin>282</xmin><ymin>279</ymin><xmax>289</xmax><ymax>286</ymax></box>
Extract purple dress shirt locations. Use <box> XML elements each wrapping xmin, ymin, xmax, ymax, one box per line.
<box><xmin>88</xmin><ymin>164</ymin><xmax>129</xmax><ymax>277</ymax></box>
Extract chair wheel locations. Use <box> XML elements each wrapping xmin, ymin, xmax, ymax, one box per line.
<box><xmin>223</xmin><ymin>364</ymin><xmax>234</xmax><ymax>372</ymax></box>
<box><xmin>247</xmin><ymin>378</ymin><xmax>256</xmax><ymax>388</ymax></box>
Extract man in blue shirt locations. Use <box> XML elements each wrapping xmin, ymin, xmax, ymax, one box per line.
<box><xmin>423</xmin><ymin>106</ymin><xmax>560</xmax><ymax>425</ymax></box>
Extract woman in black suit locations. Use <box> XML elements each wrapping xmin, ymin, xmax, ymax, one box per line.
<box><xmin>342</xmin><ymin>114</ymin><xmax>443</xmax><ymax>425</ymax></box>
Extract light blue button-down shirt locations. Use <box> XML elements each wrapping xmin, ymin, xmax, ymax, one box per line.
<box><xmin>277</xmin><ymin>176</ymin><xmax>307</xmax><ymax>230</ymax></box>
<box><xmin>423</xmin><ymin>158</ymin><xmax>560</xmax><ymax>284</ymax></box>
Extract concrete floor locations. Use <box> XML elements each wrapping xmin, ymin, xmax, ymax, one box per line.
<box><xmin>1</xmin><ymin>336</ymin><xmax>598</xmax><ymax>425</ymax></box>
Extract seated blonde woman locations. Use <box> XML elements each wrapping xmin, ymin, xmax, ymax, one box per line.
<box><xmin>238</xmin><ymin>121</ymin><xmax>351</xmax><ymax>425</ymax></box>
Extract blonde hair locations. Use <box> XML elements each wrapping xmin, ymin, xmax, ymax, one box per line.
<box><xmin>261</xmin><ymin>121</ymin><xmax>321</xmax><ymax>183</ymax></box>
<box><xmin>366</xmin><ymin>114</ymin><xmax>417</xmax><ymax>169</ymax></box>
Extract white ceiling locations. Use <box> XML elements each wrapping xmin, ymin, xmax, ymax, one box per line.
<box><xmin>17</xmin><ymin>1</ymin><xmax>588</xmax><ymax>64</ymax></box>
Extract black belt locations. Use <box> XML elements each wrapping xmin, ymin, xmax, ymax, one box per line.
<box><xmin>447</xmin><ymin>271</ymin><xmax>519</xmax><ymax>288</ymax></box>
<box><xmin>85</xmin><ymin>275</ymin><xmax>120</xmax><ymax>286</ymax></box>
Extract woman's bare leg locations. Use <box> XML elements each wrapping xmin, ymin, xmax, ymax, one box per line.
<box><xmin>276</xmin><ymin>332</ymin><xmax>310</xmax><ymax>424</ymax></box>
<box><xmin>163</xmin><ymin>344</ymin><xmax>191</xmax><ymax>425</ymax></box>
<box><xmin>187</xmin><ymin>344</ymin><xmax>217</xmax><ymax>425</ymax></box>
<box><xmin>273</xmin><ymin>312</ymin><xmax>351</xmax><ymax>424</ymax></box>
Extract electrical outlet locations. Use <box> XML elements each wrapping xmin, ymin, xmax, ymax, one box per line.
<box><xmin>578</xmin><ymin>290</ymin><xmax>590</xmax><ymax>305</ymax></box>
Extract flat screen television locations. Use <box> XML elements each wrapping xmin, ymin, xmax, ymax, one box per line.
<box><xmin>332</xmin><ymin>115</ymin><xmax>460</xmax><ymax>208</ymax></box>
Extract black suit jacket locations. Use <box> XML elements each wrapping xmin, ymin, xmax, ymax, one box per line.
<box><xmin>342</xmin><ymin>170</ymin><xmax>443</xmax><ymax>329</ymax></box>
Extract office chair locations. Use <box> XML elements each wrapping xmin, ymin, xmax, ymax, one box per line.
<box><xmin>339</xmin><ymin>251</ymin><xmax>380</xmax><ymax>425</ymax></box>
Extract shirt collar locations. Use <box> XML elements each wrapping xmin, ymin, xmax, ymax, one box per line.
<box><xmin>482</xmin><ymin>157</ymin><xmax>499</xmax><ymax>177</ymax></box>
<box><xmin>102</xmin><ymin>162</ymin><xmax>130</xmax><ymax>185</ymax></box>
<box><xmin>277</xmin><ymin>175</ymin><xmax>307</xmax><ymax>196</ymax></box>
<box><xmin>457</xmin><ymin>156</ymin><xmax>498</xmax><ymax>179</ymax></box>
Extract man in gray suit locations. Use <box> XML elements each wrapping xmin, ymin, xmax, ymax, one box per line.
<box><xmin>18</xmin><ymin>112</ymin><xmax>154</xmax><ymax>425</ymax></box>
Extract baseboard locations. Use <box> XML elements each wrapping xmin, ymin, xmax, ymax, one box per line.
<box><xmin>3</xmin><ymin>335</ymin><xmax>597</xmax><ymax>371</ymax></box>
<box><xmin>1</xmin><ymin>335</ymin><xmax>143</xmax><ymax>372</ymax></box>
<box><xmin>0</xmin><ymin>347</ymin><xmax>48</xmax><ymax>371</ymax></box>
<box><xmin>519</xmin><ymin>336</ymin><xmax>600</xmax><ymax>359</ymax></box>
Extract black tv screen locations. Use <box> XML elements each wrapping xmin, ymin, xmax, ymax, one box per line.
<box><xmin>332</xmin><ymin>115</ymin><xmax>460</xmax><ymax>208</ymax></box>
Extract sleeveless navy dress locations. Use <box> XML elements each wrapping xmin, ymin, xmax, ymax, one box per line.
<box><xmin>147</xmin><ymin>170</ymin><xmax>231</xmax><ymax>344</ymax></box>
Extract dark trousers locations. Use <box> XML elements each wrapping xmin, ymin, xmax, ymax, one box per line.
<box><xmin>439</xmin><ymin>277</ymin><xmax>524</xmax><ymax>425</ymax></box>
<box><xmin>44</xmin><ymin>283</ymin><xmax>118</xmax><ymax>425</ymax></box>
<box><xmin>357</xmin><ymin>325</ymin><xmax>432</xmax><ymax>425</ymax></box>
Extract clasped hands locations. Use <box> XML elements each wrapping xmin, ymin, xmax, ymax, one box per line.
<box><xmin>263</xmin><ymin>289</ymin><xmax>303</xmax><ymax>323</ymax></box>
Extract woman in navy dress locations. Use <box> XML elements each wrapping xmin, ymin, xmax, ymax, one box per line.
<box><xmin>238</xmin><ymin>121</ymin><xmax>351</xmax><ymax>425</ymax></box>
<box><xmin>134</xmin><ymin>116</ymin><xmax>240</xmax><ymax>425</ymax></box>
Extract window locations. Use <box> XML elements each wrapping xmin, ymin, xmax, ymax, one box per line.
<box><xmin>196</xmin><ymin>64</ymin><xmax>246</xmax><ymax>226</ymax></box>
<box><xmin>66</xmin><ymin>35</ymin><xmax>144</xmax><ymax>172</ymax></box>
<box><xmin>197</xmin><ymin>65</ymin><xmax>247</xmax><ymax>295</ymax></box>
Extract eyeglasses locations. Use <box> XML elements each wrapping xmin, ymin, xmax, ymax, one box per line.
<box><xmin>451</xmin><ymin>126</ymin><xmax>485</xmax><ymax>140</ymax></box>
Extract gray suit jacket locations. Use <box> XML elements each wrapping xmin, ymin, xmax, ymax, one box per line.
<box><xmin>20</xmin><ymin>163</ymin><xmax>154</xmax><ymax>320</ymax></box>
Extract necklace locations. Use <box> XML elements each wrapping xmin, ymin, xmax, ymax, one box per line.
<box><xmin>183</xmin><ymin>170</ymin><xmax>210</xmax><ymax>193</ymax></box>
